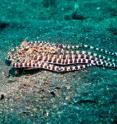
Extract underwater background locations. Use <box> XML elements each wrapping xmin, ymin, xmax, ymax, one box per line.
<box><xmin>0</xmin><ymin>0</ymin><xmax>117</xmax><ymax>124</ymax></box>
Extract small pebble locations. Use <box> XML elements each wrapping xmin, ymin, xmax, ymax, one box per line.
<box><xmin>50</xmin><ymin>91</ymin><xmax>56</xmax><ymax>97</ymax></box>
<box><xmin>0</xmin><ymin>92</ymin><xmax>5</xmax><ymax>100</ymax></box>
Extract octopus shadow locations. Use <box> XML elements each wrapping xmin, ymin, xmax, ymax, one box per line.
<box><xmin>9</xmin><ymin>68</ymin><xmax>67</xmax><ymax>76</ymax></box>
<box><xmin>9</xmin><ymin>68</ymin><xmax>44</xmax><ymax>76</ymax></box>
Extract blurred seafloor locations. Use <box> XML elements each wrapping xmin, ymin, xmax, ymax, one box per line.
<box><xmin>0</xmin><ymin>0</ymin><xmax>117</xmax><ymax>124</ymax></box>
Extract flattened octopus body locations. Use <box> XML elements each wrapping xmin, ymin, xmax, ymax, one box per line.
<box><xmin>6</xmin><ymin>40</ymin><xmax>117</xmax><ymax>74</ymax></box>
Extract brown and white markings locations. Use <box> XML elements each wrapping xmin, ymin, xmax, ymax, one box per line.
<box><xmin>6</xmin><ymin>40</ymin><xmax>117</xmax><ymax>73</ymax></box>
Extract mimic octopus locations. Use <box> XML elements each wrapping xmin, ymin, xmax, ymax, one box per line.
<box><xmin>6</xmin><ymin>40</ymin><xmax>117</xmax><ymax>74</ymax></box>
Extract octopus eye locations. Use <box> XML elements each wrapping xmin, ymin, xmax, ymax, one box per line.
<box><xmin>23</xmin><ymin>46</ymin><xmax>29</xmax><ymax>51</ymax></box>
